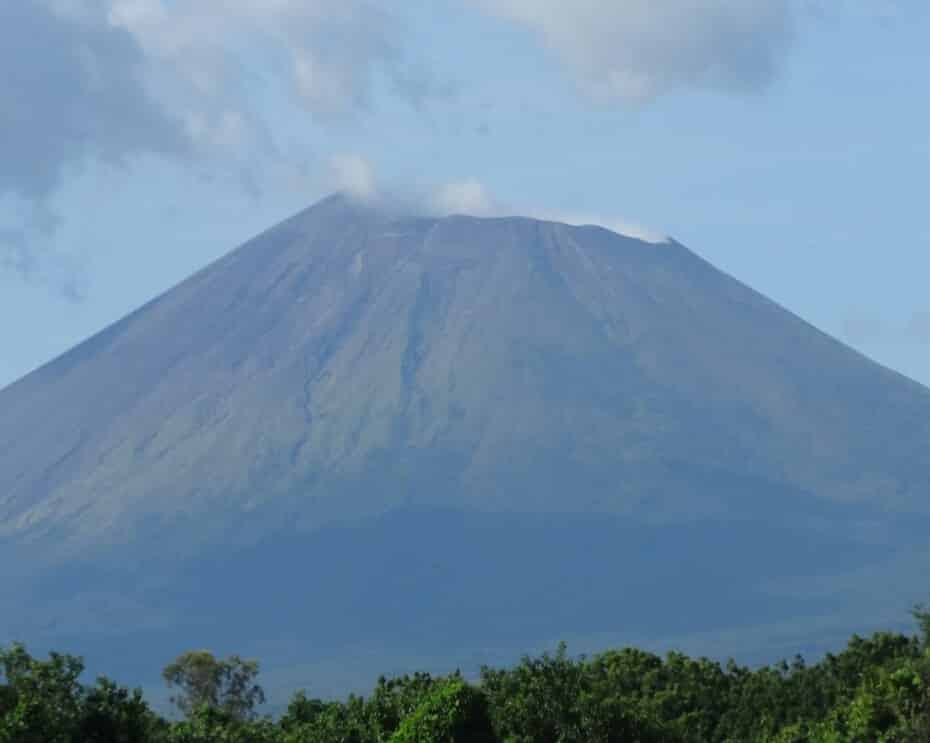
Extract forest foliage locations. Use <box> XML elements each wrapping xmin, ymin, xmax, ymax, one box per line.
<box><xmin>3</xmin><ymin>608</ymin><xmax>930</xmax><ymax>742</ymax></box>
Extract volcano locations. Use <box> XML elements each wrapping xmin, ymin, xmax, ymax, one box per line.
<box><xmin>2</xmin><ymin>194</ymin><xmax>930</xmax><ymax>696</ymax></box>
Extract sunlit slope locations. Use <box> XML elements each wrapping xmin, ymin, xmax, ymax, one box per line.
<box><xmin>2</xmin><ymin>194</ymin><xmax>928</xmax><ymax>556</ymax></box>
<box><xmin>2</xmin><ymin>194</ymin><xmax>930</xmax><ymax>694</ymax></box>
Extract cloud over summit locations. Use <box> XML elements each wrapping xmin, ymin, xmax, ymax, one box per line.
<box><xmin>325</xmin><ymin>155</ymin><xmax>667</xmax><ymax>243</ymax></box>
<box><xmin>2</xmin><ymin>0</ymin><xmax>806</xmax><ymax>227</ymax></box>
<box><xmin>0</xmin><ymin>0</ymin><xmax>890</xmax><ymax>294</ymax></box>
<box><xmin>1</xmin><ymin>0</ymin><xmax>446</xmax><ymax>284</ymax></box>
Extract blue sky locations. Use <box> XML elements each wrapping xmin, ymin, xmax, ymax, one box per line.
<box><xmin>2</xmin><ymin>0</ymin><xmax>929</xmax><ymax>389</ymax></box>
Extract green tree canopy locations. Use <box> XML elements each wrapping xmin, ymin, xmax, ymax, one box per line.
<box><xmin>162</xmin><ymin>651</ymin><xmax>265</xmax><ymax>721</ymax></box>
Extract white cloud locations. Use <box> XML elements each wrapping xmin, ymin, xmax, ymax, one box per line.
<box><xmin>107</xmin><ymin>0</ymin><xmax>445</xmax><ymax>118</ymax></box>
<box><xmin>328</xmin><ymin>154</ymin><xmax>379</xmax><ymax>201</ymax></box>
<box><xmin>431</xmin><ymin>179</ymin><xmax>499</xmax><ymax>217</ymax></box>
<box><xmin>2</xmin><ymin>0</ymin><xmax>446</xmax><ymax>199</ymax></box>
<box><xmin>324</xmin><ymin>158</ymin><xmax>497</xmax><ymax>218</ymax></box>
<box><xmin>471</xmin><ymin>0</ymin><xmax>795</xmax><ymax>102</ymax></box>
<box><xmin>536</xmin><ymin>211</ymin><xmax>670</xmax><ymax>244</ymax></box>
<box><xmin>102</xmin><ymin>0</ymin><xmax>398</xmax><ymax>192</ymax></box>
<box><xmin>2</xmin><ymin>0</ymin><xmax>450</xmax><ymax>287</ymax></box>
<box><xmin>326</xmin><ymin>160</ymin><xmax>668</xmax><ymax>242</ymax></box>
<box><xmin>425</xmin><ymin>175</ymin><xmax>669</xmax><ymax>243</ymax></box>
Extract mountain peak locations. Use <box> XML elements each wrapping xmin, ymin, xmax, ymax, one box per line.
<box><xmin>2</xmin><ymin>197</ymin><xmax>927</xmax><ymax>551</ymax></box>
<box><xmin>3</xmin><ymin>199</ymin><xmax>930</xmax><ymax>694</ymax></box>
<box><xmin>298</xmin><ymin>192</ymin><xmax>672</xmax><ymax>248</ymax></box>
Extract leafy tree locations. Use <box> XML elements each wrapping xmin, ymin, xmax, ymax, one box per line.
<box><xmin>481</xmin><ymin>641</ymin><xmax>585</xmax><ymax>742</ymax></box>
<box><xmin>389</xmin><ymin>678</ymin><xmax>495</xmax><ymax>743</ymax></box>
<box><xmin>0</xmin><ymin>643</ymin><xmax>85</xmax><ymax>743</ymax></box>
<box><xmin>77</xmin><ymin>677</ymin><xmax>159</xmax><ymax>743</ymax></box>
<box><xmin>162</xmin><ymin>651</ymin><xmax>265</xmax><ymax>721</ymax></box>
<box><xmin>0</xmin><ymin>643</ymin><xmax>158</xmax><ymax>743</ymax></box>
<box><xmin>913</xmin><ymin>603</ymin><xmax>930</xmax><ymax>649</ymax></box>
<box><xmin>164</xmin><ymin>704</ymin><xmax>279</xmax><ymax>743</ymax></box>
<box><xmin>6</xmin><ymin>597</ymin><xmax>930</xmax><ymax>742</ymax></box>
<box><xmin>280</xmin><ymin>690</ymin><xmax>328</xmax><ymax>730</ymax></box>
<box><xmin>366</xmin><ymin>672</ymin><xmax>441</xmax><ymax>739</ymax></box>
<box><xmin>279</xmin><ymin>695</ymin><xmax>369</xmax><ymax>743</ymax></box>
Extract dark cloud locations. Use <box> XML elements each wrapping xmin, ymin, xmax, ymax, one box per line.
<box><xmin>0</xmin><ymin>1</ymin><xmax>188</xmax><ymax>204</ymax></box>
<box><xmin>0</xmin><ymin>1</ymin><xmax>188</xmax><ymax>289</ymax></box>
<box><xmin>1</xmin><ymin>1</ymin><xmax>455</xmax><ymax>291</ymax></box>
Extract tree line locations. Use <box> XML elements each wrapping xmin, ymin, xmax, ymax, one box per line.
<box><xmin>3</xmin><ymin>607</ymin><xmax>930</xmax><ymax>742</ymax></box>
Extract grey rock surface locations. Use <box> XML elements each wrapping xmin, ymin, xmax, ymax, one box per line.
<box><xmin>2</xmin><ymin>194</ymin><xmax>929</xmax><ymax>696</ymax></box>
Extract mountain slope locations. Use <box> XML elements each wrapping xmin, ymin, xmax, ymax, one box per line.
<box><xmin>2</xmin><ymin>194</ymin><xmax>929</xmax><ymax>694</ymax></box>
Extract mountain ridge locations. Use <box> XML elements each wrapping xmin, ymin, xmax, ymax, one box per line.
<box><xmin>2</xmin><ymin>193</ymin><xmax>930</xmax><ymax>693</ymax></box>
<box><xmin>3</xmin><ymin>194</ymin><xmax>930</xmax><ymax>548</ymax></box>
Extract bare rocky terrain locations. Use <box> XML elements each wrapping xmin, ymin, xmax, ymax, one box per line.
<box><xmin>2</xmin><ymin>194</ymin><xmax>929</xmax><ymax>696</ymax></box>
